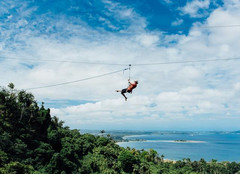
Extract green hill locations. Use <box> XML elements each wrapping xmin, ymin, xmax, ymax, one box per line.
<box><xmin>0</xmin><ymin>83</ymin><xmax>240</xmax><ymax>174</ymax></box>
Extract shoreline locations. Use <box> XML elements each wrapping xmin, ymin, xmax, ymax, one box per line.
<box><xmin>117</xmin><ymin>140</ymin><xmax>207</xmax><ymax>144</ymax></box>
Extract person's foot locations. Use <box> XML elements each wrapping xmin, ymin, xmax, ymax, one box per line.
<box><xmin>125</xmin><ymin>97</ymin><xmax>127</xmax><ymax>101</ymax></box>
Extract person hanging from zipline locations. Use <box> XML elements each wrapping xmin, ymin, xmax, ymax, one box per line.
<box><xmin>116</xmin><ymin>79</ymin><xmax>138</xmax><ymax>101</ymax></box>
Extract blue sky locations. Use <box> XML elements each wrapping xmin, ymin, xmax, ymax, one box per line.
<box><xmin>1</xmin><ymin>0</ymin><xmax>240</xmax><ymax>131</ymax></box>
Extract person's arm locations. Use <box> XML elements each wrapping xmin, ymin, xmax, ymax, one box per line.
<box><xmin>128</xmin><ymin>79</ymin><xmax>133</xmax><ymax>85</ymax></box>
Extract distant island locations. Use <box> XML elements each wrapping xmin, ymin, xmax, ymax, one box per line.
<box><xmin>232</xmin><ymin>130</ymin><xmax>240</xmax><ymax>134</ymax></box>
<box><xmin>174</xmin><ymin>139</ymin><xmax>187</xmax><ymax>142</ymax></box>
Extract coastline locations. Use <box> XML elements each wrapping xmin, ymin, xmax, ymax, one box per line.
<box><xmin>114</xmin><ymin>132</ymin><xmax>240</xmax><ymax>162</ymax></box>
<box><xmin>117</xmin><ymin>140</ymin><xmax>207</xmax><ymax>144</ymax></box>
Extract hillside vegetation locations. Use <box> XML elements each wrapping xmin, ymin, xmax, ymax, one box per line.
<box><xmin>0</xmin><ymin>84</ymin><xmax>240</xmax><ymax>174</ymax></box>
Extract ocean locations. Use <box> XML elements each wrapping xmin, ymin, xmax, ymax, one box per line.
<box><xmin>117</xmin><ymin>131</ymin><xmax>240</xmax><ymax>162</ymax></box>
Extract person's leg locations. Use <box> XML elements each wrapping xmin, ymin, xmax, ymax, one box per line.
<box><xmin>116</xmin><ymin>89</ymin><xmax>128</xmax><ymax>101</ymax></box>
<box><xmin>121</xmin><ymin>92</ymin><xmax>127</xmax><ymax>101</ymax></box>
<box><xmin>116</xmin><ymin>88</ymin><xmax>127</xmax><ymax>93</ymax></box>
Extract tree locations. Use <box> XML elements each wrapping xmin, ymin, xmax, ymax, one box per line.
<box><xmin>149</xmin><ymin>149</ymin><xmax>158</xmax><ymax>162</ymax></box>
<box><xmin>8</xmin><ymin>83</ymin><xmax>14</xmax><ymax>90</ymax></box>
<box><xmin>160</xmin><ymin>154</ymin><xmax>165</xmax><ymax>162</ymax></box>
<box><xmin>100</xmin><ymin>130</ymin><xmax>105</xmax><ymax>136</ymax></box>
<box><xmin>0</xmin><ymin>162</ymin><xmax>34</xmax><ymax>174</ymax></box>
<box><xmin>1</xmin><ymin>84</ymin><xmax>240</xmax><ymax>174</ymax></box>
<box><xmin>107</xmin><ymin>134</ymin><xmax>111</xmax><ymax>139</ymax></box>
<box><xmin>0</xmin><ymin>150</ymin><xmax>8</xmax><ymax>167</ymax></box>
<box><xmin>118</xmin><ymin>150</ymin><xmax>138</xmax><ymax>173</ymax></box>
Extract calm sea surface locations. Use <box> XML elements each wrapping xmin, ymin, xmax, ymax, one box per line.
<box><xmin>117</xmin><ymin>132</ymin><xmax>240</xmax><ymax>162</ymax></box>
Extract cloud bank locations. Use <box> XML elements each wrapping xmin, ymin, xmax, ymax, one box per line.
<box><xmin>1</xmin><ymin>0</ymin><xmax>240</xmax><ymax>130</ymax></box>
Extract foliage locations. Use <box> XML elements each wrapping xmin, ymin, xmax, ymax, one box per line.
<box><xmin>0</xmin><ymin>162</ymin><xmax>34</xmax><ymax>174</ymax></box>
<box><xmin>118</xmin><ymin>150</ymin><xmax>138</xmax><ymax>173</ymax></box>
<box><xmin>0</xmin><ymin>84</ymin><xmax>240</xmax><ymax>174</ymax></box>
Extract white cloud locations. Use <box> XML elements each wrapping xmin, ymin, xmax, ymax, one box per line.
<box><xmin>51</xmin><ymin>85</ymin><xmax>237</xmax><ymax>129</ymax></box>
<box><xmin>136</xmin><ymin>34</ymin><xmax>159</xmax><ymax>47</ymax></box>
<box><xmin>1</xmin><ymin>0</ymin><xmax>240</xmax><ymax>130</ymax></box>
<box><xmin>234</xmin><ymin>82</ymin><xmax>240</xmax><ymax>91</ymax></box>
<box><xmin>180</xmin><ymin>0</ymin><xmax>210</xmax><ymax>18</ymax></box>
<box><xmin>119</xmin><ymin>8</ymin><xmax>134</xmax><ymax>18</ymax></box>
<box><xmin>171</xmin><ymin>18</ymin><xmax>184</xmax><ymax>26</ymax></box>
<box><xmin>206</xmin><ymin>6</ymin><xmax>240</xmax><ymax>48</ymax></box>
<box><xmin>102</xmin><ymin>0</ymin><xmax>147</xmax><ymax>31</ymax></box>
<box><xmin>163</xmin><ymin>0</ymin><xmax>172</xmax><ymax>4</ymax></box>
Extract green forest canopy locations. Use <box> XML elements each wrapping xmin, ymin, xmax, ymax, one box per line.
<box><xmin>0</xmin><ymin>83</ymin><xmax>240</xmax><ymax>174</ymax></box>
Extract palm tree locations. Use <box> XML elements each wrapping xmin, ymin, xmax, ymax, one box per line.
<box><xmin>100</xmin><ymin>130</ymin><xmax>105</xmax><ymax>136</ymax></box>
<box><xmin>161</xmin><ymin>154</ymin><xmax>165</xmax><ymax>162</ymax></box>
<box><xmin>107</xmin><ymin>134</ymin><xmax>111</xmax><ymax>138</ymax></box>
<box><xmin>149</xmin><ymin>149</ymin><xmax>157</xmax><ymax>161</ymax></box>
<box><xmin>52</xmin><ymin>116</ymin><xmax>64</xmax><ymax>128</ymax></box>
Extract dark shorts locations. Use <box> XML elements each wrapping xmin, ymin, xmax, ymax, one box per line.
<box><xmin>121</xmin><ymin>88</ymin><xmax>128</xmax><ymax>93</ymax></box>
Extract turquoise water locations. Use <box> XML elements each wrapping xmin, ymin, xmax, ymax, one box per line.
<box><xmin>117</xmin><ymin>132</ymin><xmax>240</xmax><ymax>162</ymax></box>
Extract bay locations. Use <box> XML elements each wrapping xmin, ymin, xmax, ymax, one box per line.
<box><xmin>117</xmin><ymin>132</ymin><xmax>240</xmax><ymax>162</ymax></box>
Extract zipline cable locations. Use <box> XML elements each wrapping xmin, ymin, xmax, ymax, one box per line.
<box><xmin>158</xmin><ymin>24</ymin><xmax>240</xmax><ymax>32</ymax></box>
<box><xmin>2</xmin><ymin>56</ymin><xmax>240</xmax><ymax>67</ymax></box>
<box><xmin>0</xmin><ymin>56</ymin><xmax>127</xmax><ymax>66</ymax></box>
<box><xmin>25</xmin><ymin>68</ymin><xmax>128</xmax><ymax>90</ymax></box>
<box><xmin>131</xmin><ymin>57</ymin><xmax>240</xmax><ymax>66</ymax></box>
<box><xmin>128</xmin><ymin>64</ymin><xmax>131</xmax><ymax>80</ymax></box>
<box><xmin>9</xmin><ymin>56</ymin><xmax>240</xmax><ymax>91</ymax></box>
